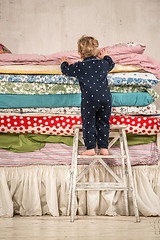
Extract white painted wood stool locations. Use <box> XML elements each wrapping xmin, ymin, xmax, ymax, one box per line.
<box><xmin>67</xmin><ymin>125</ymin><xmax>140</xmax><ymax>222</ymax></box>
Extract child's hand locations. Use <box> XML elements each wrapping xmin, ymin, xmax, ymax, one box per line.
<box><xmin>60</xmin><ymin>58</ymin><xmax>72</xmax><ymax>65</ymax></box>
<box><xmin>60</xmin><ymin>58</ymin><xmax>68</xmax><ymax>64</ymax></box>
<box><xmin>98</xmin><ymin>48</ymin><xmax>110</xmax><ymax>59</ymax></box>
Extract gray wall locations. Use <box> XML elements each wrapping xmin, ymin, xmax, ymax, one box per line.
<box><xmin>0</xmin><ymin>0</ymin><xmax>160</xmax><ymax>109</ymax></box>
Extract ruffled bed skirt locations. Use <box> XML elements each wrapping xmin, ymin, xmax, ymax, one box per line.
<box><xmin>1</xmin><ymin>164</ymin><xmax>160</xmax><ymax>217</ymax></box>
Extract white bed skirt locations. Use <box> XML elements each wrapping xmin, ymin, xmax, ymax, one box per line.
<box><xmin>0</xmin><ymin>164</ymin><xmax>160</xmax><ymax>217</ymax></box>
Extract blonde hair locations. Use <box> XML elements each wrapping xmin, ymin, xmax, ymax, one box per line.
<box><xmin>77</xmin><ymin>35</ymin><xmax>99</xmax><ymax>59</ymax></box>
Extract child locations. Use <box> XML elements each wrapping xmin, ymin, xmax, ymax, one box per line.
<box><xmin>61</xmin><ymin>35</ymin><xmax>115</xmax><ymax>156</ymax></box>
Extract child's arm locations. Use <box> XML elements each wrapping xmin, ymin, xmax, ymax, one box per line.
<box><xmin>99</xmin><ymin>49</ymin><xmax>115</xmax><ymax>72</ymax></box>
<box><xmin>60</xmin><ymin>58</ymin><xmax>79</xmax><ymax>78</ymax></box>
<box><xmin>103</xmin><ymin>55</ymin><xmax>115</xmax><ymax>72</ymax></box>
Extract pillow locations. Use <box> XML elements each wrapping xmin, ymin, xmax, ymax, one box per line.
<box><xmin>0</xmin><ymin>44</ymin><xmax>12</xmax><ymax>54</ymax></box>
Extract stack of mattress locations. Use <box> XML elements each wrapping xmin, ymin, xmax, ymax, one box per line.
<box><xmin>0</xmin><ymin>42</ymin><xmax>159</xmax><ymax>166</ymax></box>
<box><xmin>1</xmin><ymin>43</ymin><xmax>160</xmax><ymax>218</ymax></box>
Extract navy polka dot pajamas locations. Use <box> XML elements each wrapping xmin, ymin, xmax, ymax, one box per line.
<box><xmin>61</xmin><ymin>55</ymin><xmax>115</xmax><ymax>150</ymax></box>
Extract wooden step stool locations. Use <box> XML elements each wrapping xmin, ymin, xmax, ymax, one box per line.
<box><xmin>67</xmin><ymin>125</ymin><xmax>140</xmax><ymax>222</ymax></box>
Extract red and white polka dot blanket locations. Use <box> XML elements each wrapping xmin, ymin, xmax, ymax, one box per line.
<box><xmin>0</xmin><ymin>115</ymin><xmax>159</xmax><ymax>135</ymax></box>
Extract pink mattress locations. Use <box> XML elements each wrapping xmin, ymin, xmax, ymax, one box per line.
<box><xmin>0</xmin><ymin>142</ymin><xmax>158</xmax><ymax>166</ymax></box>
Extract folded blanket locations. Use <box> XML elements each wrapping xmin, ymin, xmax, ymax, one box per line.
<box><xmin>111</xmin><ymin>53</ymin><xmax>160</xmax><ymax>80</ymax></box>
<box><xmin>0</xmin><ymin>43</ymin><xmax>145</xmax><ymax>65</ymax></box>
<box><xmin>0</xmin><ymin>92</ymin><xmax>154</xmax><ymax>108</ymax></box>
<box><xmin>0</xmin><ymin>42</ymin><xmax>159</xmax><ymax>79</ymax></box>
<box><xmin>0</xmin><ymin>51</ymin><xmax>80</xmax><ymax>65</ymax></box>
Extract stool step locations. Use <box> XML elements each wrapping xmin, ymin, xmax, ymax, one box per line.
<box><xmin>77</xmin><ymin>154</ymin><xmax>127</xmax><ymax>159</ymax></box>
<box><xmin>76</xmin><ymin>182</ymin><xmax>129</xmax><ymax>191</ymax></box>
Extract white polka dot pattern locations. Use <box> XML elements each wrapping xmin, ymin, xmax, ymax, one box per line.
<box><xmin>0</xmin><ymin>115</ymin><xmax>159</xmax><ymax>135</ymax></box>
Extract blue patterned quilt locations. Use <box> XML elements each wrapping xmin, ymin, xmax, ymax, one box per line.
<box><xmin>0</xmin><ymin>72</ymin><xmax>159</xmax><ymax>87</ymax></box>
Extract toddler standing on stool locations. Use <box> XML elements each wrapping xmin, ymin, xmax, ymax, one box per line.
<box><xmin>61</xmin><ymin>35</ymin><xmax>115</xmax><ymax>156</ymax></box>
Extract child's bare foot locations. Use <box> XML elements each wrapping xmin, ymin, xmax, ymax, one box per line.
<box><xmin>81</xmin><ymin>149</ymin><xmax>95</xmax><ymax>156</ymax></box>
<box><xmin>99</xmin><ymin>148</ymin><xmax>109</xmax><ymax>155</ymax></box>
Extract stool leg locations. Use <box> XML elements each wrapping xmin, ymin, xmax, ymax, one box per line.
<box><xmin>67</xmin><ymin>168</ymin><xmax>73</xmax><ymax>216</ymax></box>
<box><xmin>122</xmin><ymin>129</ymin><xmax>140</xmax><ymax>222</ymax></box>
<box><xmin>70</xmin><ymin>128</ymin><xmax>79</xmax><ymax>222</ymax></box>
<box><xmin>119</xmin><ymin>132</ymin><xmax>129</xmax><ymax>216</ymax></box>
<box><xmin>67</xmin><ymin>128</ymin><xmax>79</xmax><ymax>216</ymax></box>
<box><xmin>67</xmin><ymin>175</ymin><xmax>72</xmax><ymax>216</ymax></box>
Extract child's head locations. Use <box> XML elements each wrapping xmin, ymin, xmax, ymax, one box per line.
<box><xmin>77</xmin><ymin>35</ymin><xmax>99</xmax><ymax>59</ymax></box>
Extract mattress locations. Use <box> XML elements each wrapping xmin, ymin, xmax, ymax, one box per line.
<box><xmin>0</xmin><ymin>115</ymin><xmax>159</xmax><ymax>135</ymax></box>
<box><xmin>0</xmin><ymin>142</ymin><xmax>158</xmax><ymax>166</ymax></box>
